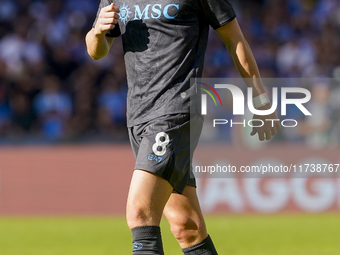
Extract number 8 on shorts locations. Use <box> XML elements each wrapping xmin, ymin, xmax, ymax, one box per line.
<box><xmin>152</xmin><ymin>132</ymin><xmax>170</xmax><ymax>156</ymax></box>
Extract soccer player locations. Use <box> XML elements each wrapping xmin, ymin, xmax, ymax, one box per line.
<box><xmin>86</xmin><ymin>1</ymin><xmax>281</xmax><ymax>254</ymax></box>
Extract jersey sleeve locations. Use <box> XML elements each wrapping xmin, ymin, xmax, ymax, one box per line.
<box><xmin>197</xmin><ymin>0</ymin><xmax>236</xmax><ymax>30</ymax></box>
<box><xmin>92</xmin><ymin>0</ymin><xmax>121</xmax><ymax>37</ymax></box>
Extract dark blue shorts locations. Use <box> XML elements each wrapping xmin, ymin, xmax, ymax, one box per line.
<box><xmin>128</xmin><ymin>113</ymin><xmax>203</xmax><ymax>194</ymax></box>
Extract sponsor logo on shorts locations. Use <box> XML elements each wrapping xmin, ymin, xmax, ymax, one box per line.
<box><xmin>133</xmin><ymin>242</ymin><xmax>143</xmax><ymax>251</ymax></box>
<box><xmin>148</xmin><ymin>154</ymin><xmax>163</xmax><ymax>163</ymax></box>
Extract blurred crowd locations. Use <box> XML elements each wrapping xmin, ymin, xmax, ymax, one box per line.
<box><xmin>0</xmin><ymin>0</ymin><xmax>339</xmax><ymax>145</ymax></box>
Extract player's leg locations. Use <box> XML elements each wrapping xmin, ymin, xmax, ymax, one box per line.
<box><xmin>126</xmin><ymin>169</ymin><xmax>174</xmax><ymax>255</ymax></box>
<box><xmin>126</xmin><ymin>113</ymin><xmax>202</xmax><ymax>254</ymax></box>
<box><xmin>164</xmin><ymin>185</ymin><xmax>218</xmax><ymax>255</ymax></box>
<box><xmin>126</xmin><ymin>169</ymin><xmax>173</xmax><ymax>228</ymax></box>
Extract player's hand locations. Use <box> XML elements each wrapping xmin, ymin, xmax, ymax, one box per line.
<box><xmin>250</xmin><ymin>104</ymin><xmax>281</xmax><ymax>141</ymax></box>
<box><xmin>94</xmin><ymin>3</ymin><xmax>120</xmax><ymax>36</ymax></box>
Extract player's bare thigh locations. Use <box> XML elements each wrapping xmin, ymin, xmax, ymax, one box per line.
<box><xmin>163</xmin><ymin>185</ymin><xmax>208</xmax><ymax>248</ymax></box>
<box><xmin>126</xmin><ymin>169</ymin><xmax>173</xmax><ymax>229</ymax></box>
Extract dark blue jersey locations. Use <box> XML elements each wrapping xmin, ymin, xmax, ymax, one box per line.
<box><xmin>94</xmin><ymin>0</ymin><xmax>236</xmax><ymax>127</ymax></box>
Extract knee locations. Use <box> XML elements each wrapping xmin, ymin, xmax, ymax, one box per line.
<box><xmin>126</xmin><ymin>200</ymin><xmax>164</xmax><ymax>230</ymax></box>
<box><xmin>168</xmin><ymin>213</ymin><xmax>205</xmax><ymax>244</ymax></box>
<box><xmin>126</xmin><ymin>204</ymin><xmax>150</xmax><ymax>230</ymax></box>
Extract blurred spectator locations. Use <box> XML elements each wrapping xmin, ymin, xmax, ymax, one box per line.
<box><xmin>10</xmin><ymin>93</ymin><xmax>35</xmax><ymax>135</ymax></box>
<box><xmin>33</xmin><ymin>75</ymin><xmax>72</xmax><ymax>140</ymax></box>
<box><xmin>276</xmin><ymin>37</ymin><xmax>316</xmax><ymax>77</ymax></box>
<box><xmin>97</xmin><ymin>74</ymin><xmax>127</xmax><ymax>138</ymax></box>
<box><xmin>0</xmin><ymin>16</ymin><xmax>44</xmax><ymax>76</ymax></box>
<box><xmin>0</xmin><ymin>84</ymin><xmax>11</xmax><ymax>134</ymax></box>
<box><xmin>301</xmin><ymin>82</ymin><xmax>332</xmax><ymax>148</ymax></box>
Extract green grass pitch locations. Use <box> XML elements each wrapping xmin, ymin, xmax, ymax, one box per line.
<box><xmin>0</xmin><ymin>214</ymin><xmax>339</xmax><ymax>255</ymax></box>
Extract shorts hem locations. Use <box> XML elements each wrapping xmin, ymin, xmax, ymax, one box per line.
<box><xmin>133</xmin><ymin>166</ymin><xmax>189</xmax><ymax>194</ymax></box>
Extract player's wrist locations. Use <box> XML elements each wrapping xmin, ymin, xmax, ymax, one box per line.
<box><xmin>93</xmin><ymin>27</ymin><xmax>107</xmax><ymax>37</ymax></box>
<box><xmin>253</xmin><ymin>93</ymin><xmax>270</xmax><ymax>109</ymax></box>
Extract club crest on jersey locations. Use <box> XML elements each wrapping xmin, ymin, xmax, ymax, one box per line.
<box><xmin>148</xmin><ymin>154</ymin><xmax>163</xmax><ymax>163</ymax></box>
<box><xmin>118</xmin><ymin>3</ymin><xmax>179</xmax><ymax>24</ymax></box>
<box><xmin>119</xmin><ymin>3</ymin><xmax>132</xmax><ymax>24</ymax></box>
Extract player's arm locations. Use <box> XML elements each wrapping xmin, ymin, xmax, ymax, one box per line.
<box><xmin>85</xmin><ymin>3</ymin><xmax>119</xmax><ymax>60</ymax></box>
<box><xmin>216</xmin><ymin>18</ymin><xmax>281</xmax><ymax>141</ymax></box>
